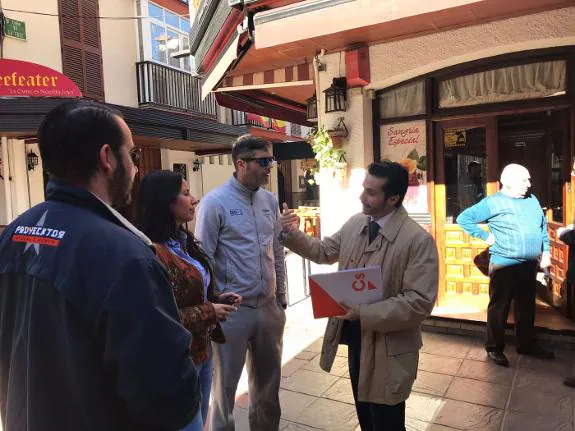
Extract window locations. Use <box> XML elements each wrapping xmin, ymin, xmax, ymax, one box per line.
<box><xmin>438</xmin><ymin>60</ymin><xmax>566</xmax><ymax>108</ymax></box>
<box><xmin>378</xmin><ymin>80</ymin><xmax>425</xmax><ymax>119</ymax></box>
<box><xmin>147</xmin><ymin>2</ymin><xmax>193</xmax><ymax>72</ymax></box>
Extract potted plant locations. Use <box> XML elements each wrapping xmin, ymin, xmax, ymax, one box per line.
<box><xmin>326</xmin><ymin>117</ymin><xmax>349</xmax><ymax>148</ymax></box>
<box><xmin>308</xmin><ymin>127</ymin><xmax>347</xmax><ymax>174</ymax></box>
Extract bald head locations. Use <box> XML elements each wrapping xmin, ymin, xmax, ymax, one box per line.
<box><xmin>500</xmin><ymin>164</ymin><xmax>531</xmax><ymax>198</ymax></box>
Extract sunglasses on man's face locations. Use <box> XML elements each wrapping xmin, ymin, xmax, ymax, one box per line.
<box><xmin>129</xmin><ymin>147</ymin><xmax>142</xmax><ymax>167</ymax></box>
<box><xmin>242</xmin><ymin>157</ymin><xmax>276</xmax><ymax>168</ymax></box>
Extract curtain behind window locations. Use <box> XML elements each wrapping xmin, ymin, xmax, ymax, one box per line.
<box><xmin>439</xmin><ymin>60</ymin><xmax>566</xmax><ymax>108</ymax></box>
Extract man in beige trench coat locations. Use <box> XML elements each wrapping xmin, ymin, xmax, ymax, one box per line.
<box><xmin>280</xmin><ymin>161</ymin><xmax>439</xmax><ymax>431</ymax></box>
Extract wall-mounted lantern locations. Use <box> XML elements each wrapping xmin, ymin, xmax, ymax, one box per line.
<box><xmin>324</xmin><ymin>77</ymin><xmax>347</xmax><ymax>113</ymax></box>
<box><xmin>306</xmin><ymin>93</ymin><xmax>318</xmax><ymax>122</ymax></box>
<box><xmin>27</xmin><ymin>150</ymin><xmax>39</xmax><ymax>172</ymax></box>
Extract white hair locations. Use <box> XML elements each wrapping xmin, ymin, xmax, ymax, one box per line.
<box><xmin>500</xmin><ymin>163</ymin><xmax>530</xmax><ymax>187</ymax></box>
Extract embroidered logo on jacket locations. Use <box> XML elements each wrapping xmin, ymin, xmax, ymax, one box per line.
<box><xmin>229</xmin><ymin>209</ymin><xmax>243</xmax><ymax>216</ymax></box>
<box><xmin>12</xmin><ymin>211</ymin><xmax>66</xmax><ymax>254</ymax></box>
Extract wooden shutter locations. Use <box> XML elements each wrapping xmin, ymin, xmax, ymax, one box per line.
<box><xmin>119</xmin><ymin>147</ymin><xmax>163</xmax><ymax>222</ymax></box>
<box><xmin>59</xmin><ymin>0</ymin><xmax>105</xmax><ymax>100</ymax></box>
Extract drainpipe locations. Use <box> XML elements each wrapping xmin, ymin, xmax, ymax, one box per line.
<box><xmin>312</xmin><ymin>49</ymin><xmax>326</xmax><ymax>129</ymax></box>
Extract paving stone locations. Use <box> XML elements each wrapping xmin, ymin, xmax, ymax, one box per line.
<box><xmin>303</xmin><ymin>354</ymin><xmax>348</xmax><ymax>377</ymax></box>
<box><xmin>517</xmin><ymin>354</ymin><xmax>573</xmax><ymax>375</ymax></box>
<box><xmin>233</xmin><ymin>407</ymin><xmax>250</xmax><ymax>430</ymax></box>
<box><xmin>431</xmin><ymin>399</ymin><xmax>504</xmax><ymax>430</ymax></box>
<box><xmin>457</xmin><ymin>359</ymin><xmax>515</xmax><ymax>385</ymax></box>
<box><xmin>279</xmin><ymin>390</ymin><xmax>317</xmax><ymax>422</ymax></box>
<box><xmin>336</xmin><ymin>344</ymin><xmax>349</xmax><ymax>357</ymax></box>
<box><xmin>283</xmin><ymin>358</ymin><xmax>309</xmax><ymax>378</ymax></box>
<box><xmin>280</xmin><ymin>369</ymin><xmax>339</xmax><ymax>397</ymax></box>
<box><xmin>515</xmin><ymin>366</ymin><xmax>575</xmax><ymax>397</ymax></box>
<box><xmin>418</xmin><ymin>353</ymin><xmax>463</xmax><ymax>376</ymax></box>
<box><xmin>445</xmin><ymin>377</ymin><xmax>511</xmax><ymax>409</ymax></box>
<box><xmin>282</xmin><ymin>422</ymin><xmax>321</xmax><ymax>431</ymax></box>
<box><xmin>322</xmin><ymin>378</ymin><xmax>355</xmax><ymax>405</ymax></box>
<box><xmin>305</xmin><ymin>338</ymin><xmax>324</xmax><ymax>353</ymax></box>
<box><xmin>502</xmin><ymin>410</ymin><xmax>574</xmax><ymax>431</ymax></box>
<box><xmin>271</xmin><ymin>300</ymin><xmax>575</xmax><ymax>431</ymax></box>
<box><xmin>508</xmin><ymin>387</ymin><xmax>573</xmax><ymax>421</ymax></box>
<box><xmin>421</xmin><ymin>333</ymin><xmax>471</xmax><ymax>358</ymax></box>
<box><xmin>297</xmin><ymin>398</ymin><xmax>359</xmax><ymax>431</ymax></box>
<box><xmin>295</xmin><ymin>351</ymin><xmax>318</xmax><ymax>361</ymax></box>
<box><xmin>466</xmin><ymin>341</ymin><xmax>518</xmax><ymax>365</ymax></box>
<box><xmin>412</xmin><ymin>371</ymin><xmax>454</xmax><ymax>396</ymax></box>
<box><xmin>405</xmin><ymin>392</ymin><xmax>445</xmax><ymax>423</ymax></box>
<box><xmin>406</xmin><ymin>417</ymin><xmax>460</xmax><ymax>431</ymax></box>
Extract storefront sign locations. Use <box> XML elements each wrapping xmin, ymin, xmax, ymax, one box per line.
<box><xmin>4</xmin><ymin>18</ymin><xmax>27</xmax><ymax>41</ymax></box>
<box><xmin>444</xmin><ymin>128</ymin><xmax>467</xmax><ymax>148</ymax></box>
<box><xmin>0</xmin><ymin>59</ymin><xmax>82</xmax><ymax>98</ymax></box>
<box><xmin>246</xmin><ymin>113</ymin><xmax>287</xmax><ymax>134</ymax></box>
<box><xmin>380</xmin><ymin>120</ymin><xmax>428</xmax><ymax>212</ymax></box>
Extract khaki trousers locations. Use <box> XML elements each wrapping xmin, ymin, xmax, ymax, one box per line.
<box><xmin>210</xmin><ymin>298</ymin><xmax>286</xmax><ymax>431</ymax></box>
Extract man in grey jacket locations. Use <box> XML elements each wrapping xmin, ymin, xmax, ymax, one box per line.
<box><xmin>195</xmin><ymin>135</ymin><xmax>287</xmax><ymax>431</ymax></box>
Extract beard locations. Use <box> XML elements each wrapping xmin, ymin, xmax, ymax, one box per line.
<box><xmin>108</xmin><ymin>155</ymin><xmax>134</xmax><ymax>209</ymax></box>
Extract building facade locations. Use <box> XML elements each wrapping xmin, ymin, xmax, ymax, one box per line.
<box><xmin>0</xmin><ymin>0</ymin><xmax>250</xmax><ymax>226</ymax></box>
<box><xmin>191</xmin><ymin>0</ymin><xmax>575</xmax><ymax>320</ymax></box>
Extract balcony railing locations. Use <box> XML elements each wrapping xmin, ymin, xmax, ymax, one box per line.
<box><xmin>136</xmin><ymin>61</ymin><xmax>218</xmax><ymax>118</ymax></box>
<box><xmin>231</xmin><ymin>110</ymin><xmax>247</xmax><ymax>126</ymax></box>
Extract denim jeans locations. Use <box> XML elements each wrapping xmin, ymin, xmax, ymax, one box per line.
<box><xmin>181</xmin><ymin>356</ymin><xmax>214</xmax><ymax>431</ymax></box>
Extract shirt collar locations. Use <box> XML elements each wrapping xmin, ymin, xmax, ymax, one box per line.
<box><xmin>229</xmin><ymin>174</ymin><xmax>259</xmax><ymax>197</ymax></box>
<box><xmin>90</xmin><ymin>193</ymin><xmax>152</xmax><ymax>246</ymax></box>
<box><xmin>371</xmin><ymin>209</ymin><xmax>396</xmax><ymax>229</ymax></box>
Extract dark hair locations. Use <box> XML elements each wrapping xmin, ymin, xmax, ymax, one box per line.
<box><xmin>38</xmin><ymin>100</ymin><xmax>125</xmax><ymax>184</ymax></box>
<box><xmin>467</xmin><ymin>161</ymin><xmax>481</xmax><ymax>172</ymax></box>
<box><xmin>135</xmin><ymin>170</ymin><xmax>209</xmax><ymax>266</ymax></box>
<box><xmin>231</xmin><ymin>134</ymin><xmax>270</xmax><ymax>166</ymax></box>
<box><xmin>367</xmin><ymin>161</ymin><xmax>409</xmax><ymax>208</ymax></box>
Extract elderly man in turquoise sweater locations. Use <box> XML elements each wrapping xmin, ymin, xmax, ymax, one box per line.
<box><xmin>457</xmin><ymin>163</ymin><xmax>554</xmax><ymax>367</ymax></box>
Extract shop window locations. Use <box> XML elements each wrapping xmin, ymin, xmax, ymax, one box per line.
<box><xmin>439</xmin><ymin>60</ymin><xmax>566</xmax><ymax>108</ymax></box>
<box><xmin>378</xmin><ymin>80</ymin><xmax>425</xmax><ymax>119</ymax></box>
<box><xmin>147</xmin><ymin>2</ymin><xmax>194</xmax><ymax>73</ymax></box>
<box><xmin>442</xmin><ymin>127</ymin><xmax>487</xmax><ymax>222</ymax></box>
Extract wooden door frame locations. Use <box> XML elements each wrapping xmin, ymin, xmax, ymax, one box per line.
<box><xmin>433</xmin><ymin>117</ymin><xmax>498</xmax><ymax>302</ymax></box>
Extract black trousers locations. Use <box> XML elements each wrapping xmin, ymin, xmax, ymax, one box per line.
<box><xmin>485</xmin><ymin>261</ymin><xmax>538</xmax><ymax>353</ymax></box>
<box><xmin>343</xmin><ymin>321</ymin><xmax>406</xmax><ymax>431</ymax></box>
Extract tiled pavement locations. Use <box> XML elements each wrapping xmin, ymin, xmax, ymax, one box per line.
<box><xmin>231</xmin><ymin>299</ymin><xmax>575</xmax><ymax>431</ymax></box>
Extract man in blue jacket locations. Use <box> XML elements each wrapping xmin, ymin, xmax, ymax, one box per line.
<box><xmin>457</xmin><ymin>163</ymin><xmax>554</xmax><ymax>367</ymax></box>
<box><xmin>0</xmin><ymin>101</ymin><xmax>200</xmax><ymax>430</ymax></box>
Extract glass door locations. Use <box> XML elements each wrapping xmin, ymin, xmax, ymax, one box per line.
<box><xmin>434</xmin><ymin>118</ymin><xmax>497</xmax><ymax>313</ymax></box>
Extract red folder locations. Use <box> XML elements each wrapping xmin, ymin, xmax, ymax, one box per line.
<box><xmin>308</xmin><ymin>267</ymin><xmax>384</xmax><ymax>319</ymax></box>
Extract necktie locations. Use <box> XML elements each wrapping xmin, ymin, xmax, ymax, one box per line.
<box><xmin>368</xmin><ymin>220</ymin><xmax>380</xmax><ymax>244</ymax></box>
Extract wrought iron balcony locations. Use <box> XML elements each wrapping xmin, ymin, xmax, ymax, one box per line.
<box><xmin>136</xmin><ymin>61</ymin><xmax>217</xmax><ymax>118</ymax></box>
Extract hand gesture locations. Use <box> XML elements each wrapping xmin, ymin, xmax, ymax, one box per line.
<box><xmin>335</xmin><ymin>302</ymin><xmax>360</xmax><ymax>321</ymax></box>
<box><xmin>280</xmin><ymin>203</ymin><xmax>300</xmax><ymax>232</ymax></box>
<box><xmin>219</xmin><ymin>292</ymin><xmax>242</xmax><ymax>307</ymax></box>
<box><xmin>213</xmin><ymin>303</ymin><xmax>237</xmax><ymax>321</ymax></box>
<box><xmin>485</xmin><ymin>233</ymin><xmax>496</xmax><ymax>246</ymax></box>
<box><xmin>540</xmin><ymin>251</ymin><xmax>551</xmax><ymax>270</ymax></box>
